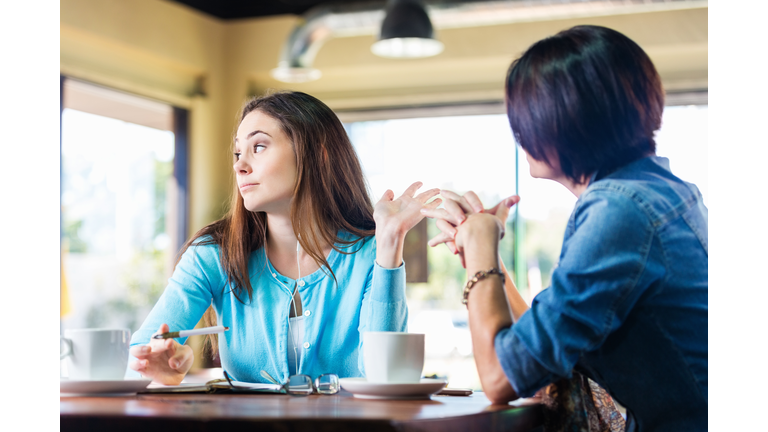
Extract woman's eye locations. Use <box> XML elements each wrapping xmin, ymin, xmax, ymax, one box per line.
<box><xmin>233</xmin><ymin>152</ymin><xmax>241</xmax><ymax>160</ymax></box>
<box><xmin>254</xmin><ymin>144</ymin><xmax>266</xmax><ymax>153</ymax></box>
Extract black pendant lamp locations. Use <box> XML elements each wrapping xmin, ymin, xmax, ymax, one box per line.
<box><xmin>371</xmin><ymin>0</ymin><xmax>444</xmax><ymax>58</ymax></box>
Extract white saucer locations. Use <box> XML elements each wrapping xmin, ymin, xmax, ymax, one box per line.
<box><xmin>60</xmin><ymin>378</ymin><xmax>152</xmax><ymax>396</ymax></box>
<box><xmin>339</xmin><ymin>378</ymin><xmax>448</xmax><ymax>400</ymax></box>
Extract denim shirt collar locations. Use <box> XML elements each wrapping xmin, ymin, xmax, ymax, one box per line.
<box><xmin>588</xmin><ymin>155</ymin><xmax>670</xmax><ymax>186</ymax></box>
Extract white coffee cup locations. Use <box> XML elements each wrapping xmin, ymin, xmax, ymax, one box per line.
<box><xmin>363</xmin><ymin>332</ymin><xmax>425</xmax><ymax>384</ymax></box>
<box><xmin>60</xmin><ymin>328</ymin><xmax>131</xmax><ymax>381</ymax></box>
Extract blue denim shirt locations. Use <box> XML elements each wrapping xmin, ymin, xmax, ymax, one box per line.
<box><xmin>495</xmin><ymin>156</ymin><xmax>707</xmax><ymax>432</ymax></box>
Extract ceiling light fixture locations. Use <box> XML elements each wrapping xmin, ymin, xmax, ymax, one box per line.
<box><xmin>269</xmin><ymin>0</ymin><xmax>706</xmax><ymax>83</ymax></box>
<box><xmin>371</xmin><ymin>0</ymin><xmax>444</xmax><ymax>59</ymax></box>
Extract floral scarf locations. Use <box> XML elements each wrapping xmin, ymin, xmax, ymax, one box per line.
<box><xmin>541</xmin><ymin>372</ymin><xmax>626</xmax><ymax>432</ymax></box>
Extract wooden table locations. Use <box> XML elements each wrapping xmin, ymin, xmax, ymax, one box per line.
<box><xmin>60</xmin><ymin>390</ymin><xmax>543</xmax><ymax>432</ymax></box>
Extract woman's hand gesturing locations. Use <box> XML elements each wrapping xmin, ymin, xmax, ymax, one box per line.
<box><xmin>373</xmin><ymin>181</ymin><xmax>441</xmax><ymax>268</ymax></box>
<box><xmin>129</xmin><ymin>323</ymin><xmax>194</xmax><ymax>385</ymax></box>
<box><xmin>374</xmin><ymin>181</ymin><xmax>441</xmax><ymax>235</ymax></box>
<box><xmin>420</xmin><ymin>190</ymin><xmax>520</xmax><ymax>267</ymax></box>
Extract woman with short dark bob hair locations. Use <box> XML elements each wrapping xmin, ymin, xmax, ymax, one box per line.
<box><xmin>424</xmin><ymin>25</ymin><xmax>707</xmax><ymax>431</ymax></box>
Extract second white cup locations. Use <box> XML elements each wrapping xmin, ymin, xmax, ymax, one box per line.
<box><xmin>363</xmin><ymin>332</ymin><xmax>425</xmax><ymax>384</ymax></box>
<box><xmin>60</xmin><ymin>328</ymin><xmax>131</xmax><ymax>381</ymax></box>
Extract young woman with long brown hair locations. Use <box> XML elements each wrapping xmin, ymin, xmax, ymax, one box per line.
<box><xmin>127</xmin><ymin>91</ymin><xmax>440</xmax><ymax>385</ymax></box>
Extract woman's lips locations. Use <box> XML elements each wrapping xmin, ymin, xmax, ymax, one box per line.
<box><xmin>239</xmin><ymin>183</ymin><xmax>259</xmax><ymax>190</ymax></box>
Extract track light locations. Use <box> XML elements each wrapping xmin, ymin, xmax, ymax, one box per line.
<box><xmin>371</xmin><ymin>0</ymin><xmax>444</xmax><ymax>58</ymax></box>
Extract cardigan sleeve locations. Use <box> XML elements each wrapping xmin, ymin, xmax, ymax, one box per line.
<box><xmin>356</xmin><ymin>238</ymin><xmax>409</xmax><ymax>374</ymax></box>
<box><xmin>129</xmin><ymin>242</ymin><xmax>220</xmax><ymax>348</ymax></box>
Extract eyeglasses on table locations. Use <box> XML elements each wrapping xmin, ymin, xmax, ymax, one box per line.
<box><xmin>223</xmin><ymin>370</ymin><xmax>340</xmax><ymax>396</ymax></box>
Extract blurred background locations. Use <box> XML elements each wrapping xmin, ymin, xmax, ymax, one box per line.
<box><xmin>60</xmin><ymin>0</ymin><xmax>708</xmax><ymax>389</ymax></box>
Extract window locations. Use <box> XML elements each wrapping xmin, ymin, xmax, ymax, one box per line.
<box><xmin>655</xmin><ymin>105</ymin><xmax>708</xmax><ymax>207</ymax></box>
<box><xmin>60</xmin><ymin>79</ymin><xmax>188</xmax><ymax>333</ymax></box>
<box><xmin>345</xmin><ymin>102</ymin><xmax>708</xmax><ymax>389</ymax></box>
<box><xmin>346</xmin><ymin>114</ymin><xmax>518</xmax><ymax>389</ymax></box>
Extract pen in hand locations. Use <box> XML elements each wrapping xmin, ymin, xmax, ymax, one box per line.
<box><xmin>153</xmin><ymin>325</ymin><xmax>230</xmax><ymax>339</ymax></box>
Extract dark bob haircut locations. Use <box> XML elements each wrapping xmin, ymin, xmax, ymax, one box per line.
<box><xmin>505</xmin><ymin>25</ymin><xmax>664</xmax><ymax>183</ymax></box>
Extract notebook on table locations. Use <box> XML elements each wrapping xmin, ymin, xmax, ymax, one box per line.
<box><xmin>140</xmin><ymin>379</ymin><xmax>283</xmax><ymax>394</ymax></box>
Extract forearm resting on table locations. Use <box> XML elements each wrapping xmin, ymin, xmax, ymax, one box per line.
<box><xmin>464</xmin><ymin>240</ymin><xmax>519</xmax><ymax>404</ymax></box>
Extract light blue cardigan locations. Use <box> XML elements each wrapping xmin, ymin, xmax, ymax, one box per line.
<box><xmin>129</xmin><ymin>232</ymin><xmax>408</xmax><ymax>383</ymax></box>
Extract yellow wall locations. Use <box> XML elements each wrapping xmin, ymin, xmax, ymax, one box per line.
<box><xmin>61</xmin><ymin>0</ymin><xmax>708</xmax><ymax>233</ymax></box>
<box><xmin>61</xmin><ymin>0</ymin><xmax>231</xmax><ymax>233</ymax></box>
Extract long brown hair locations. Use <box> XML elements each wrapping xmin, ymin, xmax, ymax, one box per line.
<box><xmin>177</xmin><ymin>91</ymin><xmax>375</xmax><ymax>356</ymax></box>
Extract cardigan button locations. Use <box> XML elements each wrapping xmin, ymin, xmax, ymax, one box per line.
<box><xmin>304</xmin><ymin>310</ymin><xmax>311</xmax><ymax>317</ymax></box>
<box><xmin>303</xmin><ymin>342</ymin><xmax>310</xmax><ymax>349</ymax></box>
<box><xmin>298</xmin><ymin>280</ymin><xmax>305</xmax><ymax>287</ymax></box>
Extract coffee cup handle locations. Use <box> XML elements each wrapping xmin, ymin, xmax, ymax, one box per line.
<box><xmin>60</xmin><ymin>336</ymin><xmax>73</xmax><ymax>360</ymax></box>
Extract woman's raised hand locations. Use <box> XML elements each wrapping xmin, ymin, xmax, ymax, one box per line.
<box><xmin>373</xmin><ymin>181</ymin><xmax>441</xmax><ymax>236</ymax></box>
<box><xmin>373</xmin><ymin>181</ymin><xmax>441</xmax><ymax>268</ymax></box>
<box><xmin>129</xmin><ymin>323</ymin><xmax>194</xmax><ymax>385</ymax></box>
<box><xmin>421</xmin><ymin>190</ymin><xmax>520</xmax><ymax>267</ymax></box>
